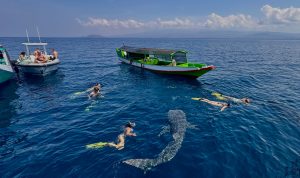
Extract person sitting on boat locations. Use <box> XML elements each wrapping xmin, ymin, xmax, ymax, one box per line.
<box><xmin>168</xmin><ymin>59</ymin><xmax>177</xmax><ymax>67</ymax></box>
<box><xmin>34</xmin><ymin>49</ymin><xmax>47</xmax><ymax>63</ymax></box>
<box><xmin>108</xmin><ymin>122</ymin><xmax>136</xmax><ymax>150</ymax></box>
<box><xmin>49</xmin><ymin>48</ymin><xmax>58</xmax><ymax>61</ymax></box>
<box><xmin>18</xmin><ymin>52</ymin><xmax>26</xmax><ymax>61</ymax></box>
<box><xmin>196</xmin><ymin>98</ymin><xmax>230</xmax><ymax>111</ymax></box>
<box><xmin>212</xmin><ymin>92</ymin><xmax>251</xmax><ymax>104</ymax></box>
<box><xmin>33</xmin><ymin>48</ymin><xmax>40</xmax><ymax>58</ymax></box>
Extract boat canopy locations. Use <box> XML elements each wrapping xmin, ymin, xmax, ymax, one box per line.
<box><xmin>22</xmin><ymin>43</ymin><xmax>48</xmax><ymax>56</ymax></box>
<box><xmin>120</xmin><ymin>45</ymin><xmax>188</xmax><ymax>63</ymax></box>
<box><xmin>22</xmin><ymin>43</ymin><xmax>48</xmax><ymax>46</ymax></box>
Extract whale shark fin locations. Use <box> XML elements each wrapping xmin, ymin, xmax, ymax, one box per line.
<box><xmin>158</xmin><ymin>126</ymin><xmax>170</xmax><ymax>137</ymax></box>
<box><xmin>123</xmin><ymin>158</ymin><xmax>154</xmax><ymax>172</ymax></box>
<box><xmin>187</xmin><ymin>123</ymin><xmax>199</xmax><ymax>130</ymax></box>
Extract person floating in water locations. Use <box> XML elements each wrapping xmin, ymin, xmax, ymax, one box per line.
<box><xmin>88</xmin><ymin>83</ymin><xmax>101</xmax><ymax>98</ymax></box>
<box><xmin>193</xmin><ymin>97</ymin><xmax>230</xmax><ymax>111</ymax></box>
<box><xmin>108</xmin><ymin>122</ymin><xmax>136</xmax><ymax>150</ymax></box>
<box><xmin>212</xmin><ymin>92</ymin><xmax>251</xmax><ymax>104</ymax></box>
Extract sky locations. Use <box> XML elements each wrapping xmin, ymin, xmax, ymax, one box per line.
<box><xmin>1</xmin><ymin>0</ymin><xmax>300</xmax><ymax>37</ymax></box>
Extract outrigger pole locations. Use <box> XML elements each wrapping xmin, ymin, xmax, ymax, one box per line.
<box><xmin>25</xmin><ymin>29</ymin><xmax>30</xmax><ymax>55</ymax></box>
<box><xmin>36</xmin><ymin>26</ymin><xmax>47</xmax><ymax>55</ymax></box>
<box><xmin>36</xmin><ymin>26</ymin><xmax>41</xmax><ymax>43</ymax></box>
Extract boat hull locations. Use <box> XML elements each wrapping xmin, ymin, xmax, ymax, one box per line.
<box><xmin>16</xmin><ymin>59</ymin><xmax>60</xmax><ymax>76</ymax></box>
<box><xmin>0</xmin><ymin>65</ymin><xmax>14</xmax><ymax>84</ymax></box>
<box><xmin>118</xmin><ymin>58</ymin><xmax>214</xmax><ymax>78</ymax></box>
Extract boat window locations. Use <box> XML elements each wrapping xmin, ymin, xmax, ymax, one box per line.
<box><xmin>0</xmin><ymin>51</ymin><xmax>5</xmax><ymax>64</ymax></box>
<box><xmin>154</xmin><ymin>54</ymin><xmax>171</xmax><ymax>61</ymax></box>
<box><xmin>127</xmin><ymin>52</ymin><xmax>144</xmax><ymax>60</ymax></box>
<box><xmin>173</xmin><ymin>52</ymin><xmax>187</xmax><ymax>63</ymax></box>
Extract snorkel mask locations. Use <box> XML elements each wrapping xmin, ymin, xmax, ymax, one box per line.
<box><xmin>126</xmin><ymin>121</ymin><xmax>136</xmax><ymax>128</ymax></box>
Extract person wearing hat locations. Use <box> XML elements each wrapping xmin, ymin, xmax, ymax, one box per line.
<box><xmin>108</xmin><ymin>122</ymin><xmax>136</xmax><ymax>150</ymax></box>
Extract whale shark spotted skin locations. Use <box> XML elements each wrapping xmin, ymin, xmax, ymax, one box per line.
<box><xmin>123</xmin><ymin>110</ymin><xmax>194</xmax><ymax>171</ymax></box>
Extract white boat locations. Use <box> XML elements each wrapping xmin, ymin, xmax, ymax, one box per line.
<box><xmin>0</xmin><ymin>45</ymin><xmax>14</xmax><ymax>84</ymax></box>
<box><xmin>15</xmin><ymin>42</ymin><xmax>60</xmax><ymax>76</ymax></box>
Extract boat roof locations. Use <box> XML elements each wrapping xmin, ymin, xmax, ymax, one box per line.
<box><xmin>22</xmin><ymin>42</ymin><xmax>48</xmax><ymax>46</ymax></box>
<box><xmin>120</xmin><ymin>45</ymin><xmax>187</xmax><ymax>55</ymax></box>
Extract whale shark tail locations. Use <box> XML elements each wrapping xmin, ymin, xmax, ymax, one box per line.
<box><xmin>123</xmin><ymin>158</ymin><xmax>155</xmax><ymax>171</ymax></box>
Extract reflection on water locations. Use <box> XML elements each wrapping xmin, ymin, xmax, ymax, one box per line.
<box><xmin>0</xmin><ymin>80</ymin><xmax>19</xmax><ymax>127</ymax></box>
<box><xmin>19</xmin><ymin>70</ymin><xmax>65</xmax><ymax>86</ymax></box>
<box><xmin>0</xmin><ymin>38</ymin><xmax>299</xmax><ymax>178</ymax></box>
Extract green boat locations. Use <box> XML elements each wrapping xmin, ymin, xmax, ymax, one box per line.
<box><xmin>116</xmin><ymin>46</ymin><xmax>215</xmax><ymax>78</ymax></box>
<box><xmin>0</xmin><ymin>45</ymin><xmax>14</xmax><ymax>84</ymax></box>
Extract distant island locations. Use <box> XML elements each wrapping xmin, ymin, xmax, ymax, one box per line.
<box><xmin>85</xmin><ymin>35</ymin><xmax>106</xmax><ymax>38</ymax></box>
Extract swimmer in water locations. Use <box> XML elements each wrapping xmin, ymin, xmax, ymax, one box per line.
<box><xmin>88</xmin><ymin>83</ymin><xmax>101</xmax><ymax>98</ymax></box>
<box><xmin>213</xmin><ymin>92</ymin><xmax>251</xmax><ymax>104</ymax></box>
<box><xmin>89</xmin><ymin>87</ymin><xmax>100</xmax><ymax>98</ymax></box>
<box><xmin>196</xmin><ymin>98</ymin><xmax>230</xmax><ymax>111</ymax></box>
<box><xmin>108</xmin><ymin>122</ymin><xmax>136</xmax><ymax>150</ymax></box>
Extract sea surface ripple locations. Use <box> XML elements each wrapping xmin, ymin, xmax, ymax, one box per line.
<box><xmin>0</xmin><ymin>37</ymin><xmax>299</xmax><ymax>178</ymax></box>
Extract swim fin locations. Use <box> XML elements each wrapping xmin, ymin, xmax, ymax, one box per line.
<box><xmin>212</xmin><ymin>92</ymin><xmax>226</xmax><ymax>100</ymax></box>
<box><xmin>212</xmin><ymin>92</ymin><xmax>221</xmax><ymax>96</ymax></box>
<box><xmin>74</xmin><ymin>91</ymin><xmax>85</xmax><ymax>95</ymax></box>
<box><xmin>86</xmin><ymin>142</ymin><xmax>108</xmax><ymax>149</ymax></box>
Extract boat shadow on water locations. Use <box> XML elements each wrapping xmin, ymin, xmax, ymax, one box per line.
<box><xmin>18</xmin><ymin>70</ymin><xmax>64</xmax><ymax>86</ymax></box>
<box><xmin>0</xmin><ymin>80</ymin><xmax>19</xmax><ymax>127</ymax></box>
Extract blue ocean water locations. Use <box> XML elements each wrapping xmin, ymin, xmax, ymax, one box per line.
<box><xmin>0</xmin><ymin>37</ymin><xmax>299</xmax><ymax>178</ymax></box>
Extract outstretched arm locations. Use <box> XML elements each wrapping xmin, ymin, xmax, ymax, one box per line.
<box><xmin>125</xmin><ymin>128</ymin><xmax>136</xmax><ymax>136</ymax></box>
<box><xmin>220</xmin><ymin>105</ymin><xmax>228</xmax><ymax>112</ymax></box>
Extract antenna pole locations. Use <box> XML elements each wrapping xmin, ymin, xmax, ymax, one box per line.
<box><xmin>36</xmin><ymin>26</ymin><xmax>41</xmax><ymax>43</ymax></box>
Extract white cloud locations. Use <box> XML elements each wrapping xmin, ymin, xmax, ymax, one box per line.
<box><xmin>261</xmin><ymin>5</ymin><xmax>300</xmax><ymax>24</ymax></box>
<box><xmin>76</xmin><ymin>17</ymin><xmax>196</xmax><ymax>29</ymax></box>
<box><xmin>76</xmin><ymin>17</ymin><xmax>145</xmax><ymax>28</ymax></box>
<box><xmin>204</xmin><ymin>13</ymin><xmax>257</xmax><ymax>29</ymax></box>
<box><xmin>156</xmin><ymin>18</ymin><xmax>195</xmax><ymax>28</ymax></box>
<box><xmin>77</xmin><ymin>5</ymin><xmax>300</xmax><ymax>33</ymax></box>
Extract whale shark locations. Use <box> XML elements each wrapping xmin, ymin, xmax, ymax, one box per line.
<box><xmin>123</xmin><ymin>110</ymin><xmax>196</xmax><ymax>172</ymax></box>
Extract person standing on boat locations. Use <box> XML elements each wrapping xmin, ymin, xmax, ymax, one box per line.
<box><xmin>108</xmin><ymin>122</ymin><xmax>136</xmax><ymax>150</ymax></box>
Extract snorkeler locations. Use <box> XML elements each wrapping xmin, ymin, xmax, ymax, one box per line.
<box><xmin>107</xmin><ymin>122</ymin><xmax>136</xmax><ymax>150</ymax></box>
<box><xmin>89</xmin><ymin>86</ymin><xmax>100</xmax><ymax>98</ymax></box>
<box><xmin>87</xmin><ymin>83</ymin><xmax>101</xmax><ymax>98</ymax></box>
<box><xmin>212</xmin><ymin>92</ymin><xmax>251</xmax><ymax>104</ymax></box>
<box><xmin>192</xmin><ymin>98</ymin><xmax>230</xmax><ymax>111</ymax></box>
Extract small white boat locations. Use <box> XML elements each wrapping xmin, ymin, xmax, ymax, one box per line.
<box><xmin>15</xmin><ymin>42</ymin><xmax>60</xmax><ymax>76</ymax></box>
<box><xmin>0</xmin><ymin>45</ymin><xmax>14</xmax><ymax>84</ymax></box>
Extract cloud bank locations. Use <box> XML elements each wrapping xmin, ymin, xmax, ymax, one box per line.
<box><xmin>261</xmin><ymin>5</ymin><xmax>300</xmax><ymax>24</ymax></box>
<box><xmin>77</xmin><ymin>5</ymin><xmax>300</xmax><ymax>32</ymax></box>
